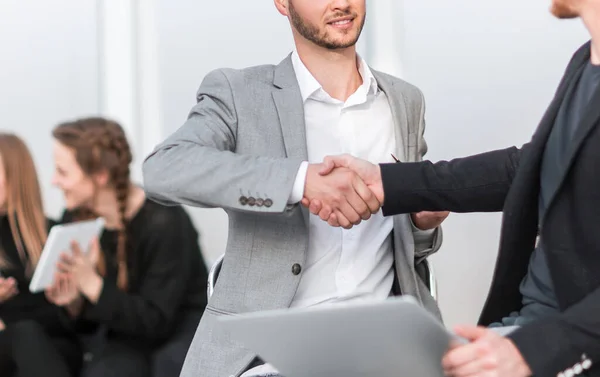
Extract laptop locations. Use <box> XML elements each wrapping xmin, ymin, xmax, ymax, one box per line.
<box><xmin>218</xmin><ymin>296</ymin><xmax>458</xmax><ymax>377</ymax></box>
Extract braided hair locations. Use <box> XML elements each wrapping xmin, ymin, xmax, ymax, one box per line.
<box><xmin>53</xmin><ymin>117</ymin><xmax>132</xmax><ymax>291</ymax></box>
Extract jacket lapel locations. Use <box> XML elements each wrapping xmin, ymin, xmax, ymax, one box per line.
<box><xmin>272</xmin><ymin>55</ymin><xmax>308</xmax><ymax>161</ymax></box>
<box><xmin>508</xmin><ymin>44</ymin><xmax>592</xmax><ymax>207</ymax></box>
<box><xmin>543</xmin><ymin>53</ymin><xmax>598</xmax><ymax>216</ymax></box>
<box><xmin>372</xmin><ymin>71</ymin><xmax>409</xmax><ymax>161</ymax></box>
<box><xmin>272</xmin><ymin>55</ymin><xmax>310</xmax><ymax>227</ymax></box>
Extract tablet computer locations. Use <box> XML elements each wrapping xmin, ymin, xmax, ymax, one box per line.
<box><xmin>218</xmin><ymin>296</ymin><xmax>460</xmax><ymax>377</ymax></box>
<box><xmin>29</xmin><ymin>217</ymin><xmax>105</xmax><ymax>293</ymax></box>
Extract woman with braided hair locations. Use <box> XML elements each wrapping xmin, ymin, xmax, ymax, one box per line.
<box><xmin>45</xmin><ymin>117</ymin><xmax>208</xmax><ymax>377</ymax></box>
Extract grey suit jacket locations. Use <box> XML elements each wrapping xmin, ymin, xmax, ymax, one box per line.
<box><xmin>142</xmin><ymin>55</ymin><xmax>443</xmax><ymax>377</ymax></box>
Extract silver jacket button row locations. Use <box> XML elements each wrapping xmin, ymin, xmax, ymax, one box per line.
<box><xmin>239</xmin><ymin>195</ymin><xmax>272</xmax><ymax>208</ymax></box>
<box><xmin>557</xmin><ymin>354</ymin><xmax>592</xmax><ymax>377</ymax></box>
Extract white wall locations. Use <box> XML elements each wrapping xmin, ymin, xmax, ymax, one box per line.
<box><xmin>392</xmin><ymin>1</ymin><xmax>588</xmax><ymax>326</ymax></box>
<box><xmin>0</xmin><ymin>1</ymin><xmax>100</xmax><ymax>220</ymax></box>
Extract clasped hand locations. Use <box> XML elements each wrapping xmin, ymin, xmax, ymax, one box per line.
<box><xmin>45</xmin><ymin>237</ymin><xmax>104</xmax><ymax>316</ymax></box>
<box><xmin>301</xmin><ymin>154</ymin><xmax>448</xmax><ymax>230</ymax></box>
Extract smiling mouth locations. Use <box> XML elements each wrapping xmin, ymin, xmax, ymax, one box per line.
<box><xmin>329</xmin><ymin>19</ymin><xmax>353</xmax><ymax>26</ymax></box>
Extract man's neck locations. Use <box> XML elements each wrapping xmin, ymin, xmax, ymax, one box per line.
<box><xmin>582</xmin><ymin>9</ymin><xmax>600</xmax><ymax>64</ymax></box>
<box><xmin>295</xmin><ymin>42</ymin><xmax>363</xmax><ymax>102</ymax></box>
<box><xmin>591</xmin><ymin>38</ymin><xmax>600</xmax><ymax>65</ymax></box>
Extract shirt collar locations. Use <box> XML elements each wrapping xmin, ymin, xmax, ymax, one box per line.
<box><xmin>291</xmin><ymin>51</ymin><xmax>378</xmax><ymax>103</ymax></box>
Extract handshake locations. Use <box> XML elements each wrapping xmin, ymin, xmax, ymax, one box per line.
<box><xmin>300</xmin><ymin>154</ymin><xmax>449</xmax><ymax>230</ymax></box>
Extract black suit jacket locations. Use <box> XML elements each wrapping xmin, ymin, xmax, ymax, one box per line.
<box><xmin>380</xmin><ymin>41</ymin><xmax>600</xmax><ymax>377</ymax></box>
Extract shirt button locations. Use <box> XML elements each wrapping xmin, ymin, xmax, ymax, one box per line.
<box><xmin>291</xmin><ymin>264</ymin><xmax>302</xmax><ymax>276</ymax></box>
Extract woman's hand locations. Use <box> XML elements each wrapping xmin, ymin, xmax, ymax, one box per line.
<box><xmin>56</xmin><ymin>238</ymin><xmax>103</xmax><ymax>303</ymax></box>
<box><xmin>45</xmin><ymin>273</ymin><xmax>79</xmax><ymax>306</ymax></box>
<box><xmin>45</xmin><ymin>272</ymin><xmax>84</xmax><ymax>318</ymax></box>
<box><xmin>0</xmin><ymin>277</ymin><xmax>18</xmax><ymax>303</ymax></box>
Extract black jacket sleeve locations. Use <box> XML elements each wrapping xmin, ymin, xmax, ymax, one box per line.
<box><xmin>509</xmin><ymin>286</ymin><xmax>600</xmax><ymax>377</ymax></box>
<box><xmin>80</xmin><ymin>208</ymin><xmax>198</xmax><ymax>341</ymax></box>
<box><xmin>380</xmin><ymin>146</ymin><xmax>525</xmax><ymax>216</ymax></box>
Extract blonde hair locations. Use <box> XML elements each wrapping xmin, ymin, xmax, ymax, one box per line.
<box><xmin>0</xmin><ymin>133</ymin><xmax>47</xmax><ymax>272</ymax></box>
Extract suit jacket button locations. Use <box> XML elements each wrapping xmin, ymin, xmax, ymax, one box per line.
<box><xmin>292</xmin><ymin>263</ymin><xmax>302</xmax><ymax>275</ymax></box>
<box><xmin>256</xmin><ymin>198</ymin><xmax>264</xmax><ymax>207</ymax></box>
<box><xmin>239</xmin><ymin>196</ymin><xmax>248</xmax><ymax>206</ymax></box>
<box><xmin>582</xmin><ymin>359</ymin><xmax>592</xmax><ymax>369</ymax></box>
<box><xmin>264</xmin><ymin>199</ymin><xmax>273</xmax><ymax>208</ymax></box>
<box><xmin>248</xmin><ymin>197</ymin><xmax>256</xmax><ymax>206</ymax></box>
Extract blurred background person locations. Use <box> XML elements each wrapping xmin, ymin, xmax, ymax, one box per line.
<box><xmin>0</xmin><ymin>133</ymin><xmax>81</xmax><ymax>377</ymax></box>
<box><xmin>45</xmin><ymin>117</ymin><xmax>208</xmax><ymax>377</ymax></box>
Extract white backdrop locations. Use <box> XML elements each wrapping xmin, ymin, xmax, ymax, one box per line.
<box><xmin>0</xmin><ymin>0</ymin><xmax>590</xmax><ymax>326</ymax></box>
<box><xmin>0</xmin><ymin>0</ymin><xmax>100</xmax><ymax>219</ymax></box>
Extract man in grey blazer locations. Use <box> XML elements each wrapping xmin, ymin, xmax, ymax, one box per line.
<box><xmin>142</xmin><ymin>0</ymin><xmax>448</xmax><ymax>376</ymax></box>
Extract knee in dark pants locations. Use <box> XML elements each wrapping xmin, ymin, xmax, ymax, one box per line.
<box><xmin>5</xmin><ymin>320</ymin><xmax>46</xmax><ymax>339</ymax></box>
<box><xmin>151</xmin><ymin>343</ymin><xmax>187</xmax><ymax>377</ymax></box>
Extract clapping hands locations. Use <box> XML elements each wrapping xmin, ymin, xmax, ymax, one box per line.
<box><xmin>0</xmin><ymin>276</ymin><xmax>18</xmax><ymax>304</ymax></box>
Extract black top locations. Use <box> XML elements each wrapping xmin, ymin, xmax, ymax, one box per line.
<box><xmin>0</xmin><ymin>215</ymin><xmax>70</xmax><ymax>337</ymax></box>
<box><xmin>61</xmin><ymin>199</ymin><xmax>208</xmax><ymax>345</ymax></box>
<box><xmin>378</xmin><ymin>42</ymin><xmax>600</xmax><ymax>377</ymax></box>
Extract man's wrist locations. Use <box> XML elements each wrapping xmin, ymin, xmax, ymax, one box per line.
<box><xmin>376</xmin><ymin>164</ymin><xmax>384</xmax><ymax>205</ymax></box>
<box><xmin>508</xmin><ymin>340</ymin><xmax>532</xmax><ymax>377</ymax></box>
<box><xmin>288</xmin><ymin>161</ymin><xmax>309</xmax><ymax>204</ymax></box>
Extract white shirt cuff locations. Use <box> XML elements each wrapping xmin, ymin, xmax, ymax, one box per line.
<box><xmin>288</xmin><ymin>161</ymin><xmax>309</xmax><ymax>204</ymax></box>
<box><xmin>409</xmin><ymin>214</ymin><xmax>436</xmax><ymax>236</ymax></box>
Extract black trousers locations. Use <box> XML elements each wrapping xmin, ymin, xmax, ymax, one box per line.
<box><xmin>80</xmin><ymin>339</ymin><xmax>149</xmax><ymax>377</ymax></box>
<box><xmin>0</xmin><ymin>320</ymin><xmax>81</xmax><ymax>377</ymax></box>
<box><xmin>80</xmin><ymin>309</ymin><xmax>202</xmax><ymax>377</ymax></box>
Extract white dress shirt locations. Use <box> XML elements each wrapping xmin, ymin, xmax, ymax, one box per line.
<box><xmin>288</xmin><ymin>51</ymin><xmax>399</xmax><ymax>308</ymax></box>
<box><xmin>241</xmin><ymin>53</ymin><xmax>400</xmax><ymax>377</ymax></box>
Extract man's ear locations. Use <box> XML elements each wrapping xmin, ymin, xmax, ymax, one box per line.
<box><xmin>274</xmin><ymin>0</ymin><xmax>289</xmax><ymax>17</ymax></box>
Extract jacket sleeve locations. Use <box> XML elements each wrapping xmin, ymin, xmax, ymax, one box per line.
<box><xmin>380</xmin><ymin>145</ymin><xmax>525</xmax><ymax>216</ymax></box>
<box><xmin>142</xmin><ymin>69</ymin><xmax>303</xmax><ymax>214</ymax></box>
